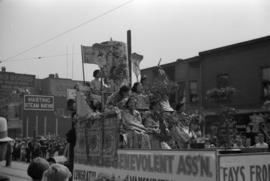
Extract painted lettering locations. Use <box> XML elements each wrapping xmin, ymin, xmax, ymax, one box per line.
<box><xmin>222</xmin><ymin>166</ymin><xmax>246</xmax><ymax>181</ymax></box>
<box><xmin>177</xmin><ymin>155</ymin><xmax>213</xmax><ymax>177</ymax></box>
<box><xmin>117</xmin><ymin>154</ymin><xmax>174</xmax><ymax>174</ymax></box>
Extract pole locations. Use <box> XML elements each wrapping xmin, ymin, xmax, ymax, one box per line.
<box><xmin>44</xmin><ymin>116</ymin><xmax>47</xmax><ymax>136</ymax></box>
<box><xmin>100</xmin><ymin>68</ymin><xmax>104</xmax><ymax>112</ymax></box>
<box><xmin>127</xmin><ymin>30</ymin><xmax>132</xmax><ymax>85</ymax></box>
<box><xmin>72</xmin><ymin>44</ymin><xmax>74</xmax><ymax>79</ymax></box>
<box><xmin>56</xmin><ymin>118</ymin><xmax>58</xmax><ymax>136</ymax></box>
<box><xmin>81</xmin><ymin>45</ymin><xmax>86</xmax><ymax>84</ymax></box>
<box><xmin>35</xmin><ymin>115</ymin><xmax>38</xmax><ymax>136</ymax></box>
<box><xmin>26</xmin><ymin>117</ymin><xmax>29</xmax><ymax>138</ymax></box>
<box><xmin>66</xmin><ymin>45</ymin><xmax>69</xmax><ymax>78</ymax></box>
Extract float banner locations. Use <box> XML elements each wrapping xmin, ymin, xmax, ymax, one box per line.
<box><xmin>73</xmin><ymin>149</ymin><xmax>216</xmax><ymax>181</ymax></box>
<box><xmin>24</xmin><ymin>95</ymin><xmax>54</xmax><ymax>111</ymax></box>
<box><xmin>219</xmin><ymin>153</ymin><xmax>270</xmax><ymax>181</ymax></box>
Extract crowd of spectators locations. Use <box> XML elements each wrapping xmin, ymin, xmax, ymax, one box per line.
<box><xmin>11</xmin><ymin>135</ymin><xmax>68</xmax><ymax>163</ymax></box>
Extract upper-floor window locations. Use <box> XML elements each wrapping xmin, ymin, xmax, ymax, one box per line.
<box><xmin>262</xmin><ymin>67</ymin><xmax>270</xmax><ymax>101</ymax></box>
<box><xmin>178</xmin><ymin>81</ymin><xmax>186</xmax><ymax>103</ymax></box>
<box><xmin>217</xmin><ymin>74</ymin><xmax>229</xmax><ymax>88</ymax></box>
<box><xmin>189</xmin><ymin>81</ymin><xmax>198</xmax><ymax>103</ymax></box>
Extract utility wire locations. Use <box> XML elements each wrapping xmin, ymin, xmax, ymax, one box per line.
<box><xmin>1</xmin><ymin>53</ymin><xmax>80</xmax><ymax>63</ymax></box>
<box><xmin>1</xmin><ymin>0</ymin><xmax>134</xmax><ymax>63</ymax></box>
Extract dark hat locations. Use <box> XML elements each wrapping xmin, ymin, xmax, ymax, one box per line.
<box><xmin>27</xmin><ymin>157</ymin><xmax>50</xmax><ymax>180</ymax></box>
<box><xmin>42</xmin><ymin>163</ymin><xmax>71</xmax><ymax>181</ymax></box>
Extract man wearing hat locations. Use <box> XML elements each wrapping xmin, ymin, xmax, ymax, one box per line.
<box><xmin>27</xmin><ymin>157</ymin><xmax>49</xmax><ymax>181</ymax></box>
<box><xmin>0</xmin><ymin>117</ymin><xmax>13</xmax><ymax>181</ymax></box>
<box><xmin>41</xmin><ymin>163</ymin><xmax>71</xmax><ymax>181</ymax></box>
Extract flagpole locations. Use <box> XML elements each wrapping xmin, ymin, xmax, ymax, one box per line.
<box><xmin>100</xmin><ymin>68</ymin><xmax>104</xmax><ymax>112</ymax></box>
<box><xmin>127</xmin><ymin>30</ymin><xmax>132</xmax><ymax>85</ymax></box>
<box><xmin>81</xmin><ymin>45</ymin><xmax>86</xmax><ymax>84</ymax></box>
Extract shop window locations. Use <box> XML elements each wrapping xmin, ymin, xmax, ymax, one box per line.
<box><xmin>189</xmin><ymin>81</ymin><xmax>198</xmax><ymax>103</ymax></box>
<box><xmin>217</xmin><ymin>74</ymin><xmax>229</xmax><ymax>88</ymax></box>
<box><xmin>262</xmin><ymin>67</ymin><xmax>270</xmax><ymax>101</ymax></box>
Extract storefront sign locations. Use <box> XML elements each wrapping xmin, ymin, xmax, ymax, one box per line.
<box><xmin>219</xmin><ymin>153</ymin><xmax>270</xmax><ymax>181</ymax></box>
<box><xmin>74</xmin><ymin>149</ymin><xmax>217</xmax><ymax>181</ymax></box>
<box><xmin>24</xmin><ymin>95</ymin><xmax>54</xmax><ymax>111</ymax></box>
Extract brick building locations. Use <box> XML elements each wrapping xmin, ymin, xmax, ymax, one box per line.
<box><xmin>142</xmin><ymin>35</ymin><xmax>270</xmax><ymax>110</ymax></box>
<box><xmin>199</xmin><ymin>36</ymin><xmax>270</xmax><ymax>110</ymax></box>
<box><xmin>0</xmin><ymin>67</ymin><xmax>36</xmax><ymax>137</ymax></box>
<box><xmin>0</xmin><ymin>68</ymin><xmax>80</xmax><ymax>138</ymax></box>
<box><xmin>141</xmin><ymin>35</ymin><xmax>270</xmax><ymax>136</ymax></box>
<box><xmin>22</xmin><ymin>74</ymin><xmax>80</xmax><ymax>137</ymax></box>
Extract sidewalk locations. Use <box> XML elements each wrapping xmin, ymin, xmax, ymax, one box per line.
<box><xmin>0</xmin><ymin>161</ymin><xmax>31</xmax><ymax>181</ymax></box>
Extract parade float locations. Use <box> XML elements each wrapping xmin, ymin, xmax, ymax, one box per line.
<box><xmin>71</xmin><ymin>32</ymin><xmax>270</xmax><ymax>181</ymax></box>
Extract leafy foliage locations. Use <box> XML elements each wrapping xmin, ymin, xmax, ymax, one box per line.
<box><xmin>206</xmin><ymin>86</ymin><xmax>236</xmax><ymax>103</ymax></box>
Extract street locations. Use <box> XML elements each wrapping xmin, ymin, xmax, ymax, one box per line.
<box><xmin>0</xmin><ymin>161</ymin><xmax>31</xmax><ymax>181</ymax></box>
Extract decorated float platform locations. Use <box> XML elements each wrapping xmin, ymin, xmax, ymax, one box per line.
<box><xmin>72</xmin><ymin>34</ymin><xmax>270</xmax><ymax>181</ymax></box>
<box><xmin>73</xmin><ymin>112</ymin><xmax>270</xmax><ymax>181</ymax></box>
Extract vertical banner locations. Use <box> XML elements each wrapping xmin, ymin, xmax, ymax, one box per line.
<box><xmin>74</xmin><ymin>114</ymin><xmax>119</xmax><ymax>167</ymax></box>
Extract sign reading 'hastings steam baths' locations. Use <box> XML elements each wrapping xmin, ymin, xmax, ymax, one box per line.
<box><xmin>24</xmin><ymin>95</ymin><xmax>54</xmax><ymax>111</ymax></box>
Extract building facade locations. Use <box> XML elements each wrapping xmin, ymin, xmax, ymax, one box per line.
<box><xmin>0</xmin><ymin>69</ymin><xmax>80</xmax><ymax>138</ymax></box>
<box><xmin>0</xmin><ymin>68</ymin><xmax>36</xmax><ymax>137</ymax></box>
<box><xmin>22</xmin><ymin>74</ymin><xmax>80</xmax><ymax>137</ymax></box>
<box><xmin>199</xmin><ymin>36</ymin><xmax>270</xmax><ymax>110</ymax></box>
<box><xmin>141</xmin><ymin>35</ymin><xmax>270</xmax><ymax>112</ymax></box>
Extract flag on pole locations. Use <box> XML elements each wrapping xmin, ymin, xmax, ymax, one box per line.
<box><xmin>92</xmin><ymin>43</ymin><xmax>112</xmax><ymax>67</ymax></box>
<box><xmin>81</xmin><ymin>44</ymin><xmax>111</xmax><ymax>67</ymax></box>
<box><xmin>131</xmin><ymin>52</ymin><xmax>143</xmax><ymax>80</ymax></box>
<box><xmin>81</xmin><ymin>45</ymin><xmax>98</xmax><ymax>64</ymax></box>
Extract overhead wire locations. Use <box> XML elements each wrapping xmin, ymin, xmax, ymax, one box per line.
<box><xmin>1</xmin><ymin>0</ymin><xmax>134</xmax><ymax>63</ymax></box>
<box><xmin>1</xmin><ymin>53</ymin><xmax>80</xmax><ymax>63</ymax></box>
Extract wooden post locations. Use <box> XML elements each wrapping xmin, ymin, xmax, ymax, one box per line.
<box><xmin>35</xmin><ymin>115</ymin><xmax>38</xmax><ymax>136</ymax></box>
<box><xmin>26</xmin><ymin>117</ymin><xmax>29</xmax><ymax>138</ymax></box>
<box><xmin>81</xmin><ymin>45</ymin><xmax>86</xmax><ymax>84</ymax></box>
<box><xmin>56</xmin><ymin>118</ymin><xmax>58</xmax><ymax>136</ymax></box>
<box><xmin>127</xmin><ymin>30</ymin><xmax>132</xmax><ymax>85</ymax></box>
<box><xmin>100</xmin><ymin>68</ymin><xmax>104</xmax><ymax>112</ymax></box>
<box><xmin>44</xmin><ymin>116</ymin><xmax>47</xmax><ymax>136</ymax></box>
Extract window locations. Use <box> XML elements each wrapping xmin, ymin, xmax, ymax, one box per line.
<box><xmin>262</xmin><ymin>67</ymin><xmax>270</xmax><ymax>101</ymax></box>
<box><xmin>177</xmin><ymin>81</ymin><xmax>186</xmax><ymax>103</ymax></box>
<box><xmin>7</xmin><ymin>104</ymin><xmax>20</xmax><ymax>119</ymax></box>
<box><xmin>189</xmin><ymin>81</ymin><xmax>198</xmax><ymax>103</ymax></box>
<box><xmin>56</xmin><ymin>108</ymin><xmax>64</xmax><ymax>117</ymax></box>
<box><xmin>217</xmin><ymin>74</ymin><xmax>229</xmax><ymax>88</ymax></box>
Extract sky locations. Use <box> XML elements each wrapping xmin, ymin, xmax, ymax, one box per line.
<box><xmin>0</xmin><ymin>0</ymin><xmax>269</xmax><ymax>82</ymax></box>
